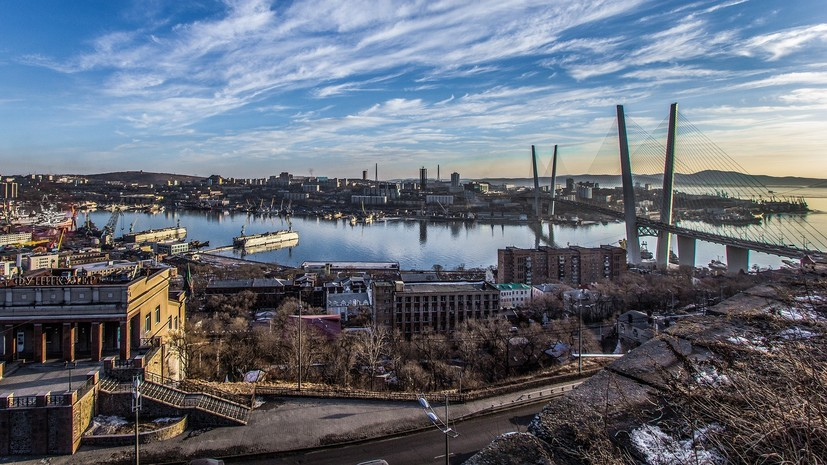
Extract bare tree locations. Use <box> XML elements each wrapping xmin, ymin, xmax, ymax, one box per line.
<box><xmin>354</xmin><ymin>326</ymin><xmax>390</xmax><ymax>390</ymax></box>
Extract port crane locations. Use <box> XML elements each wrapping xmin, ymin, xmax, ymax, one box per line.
<box><xmin>101</xmin><ymin>207</ymin><xmax>122</xmax><ymax>244</ymax></box>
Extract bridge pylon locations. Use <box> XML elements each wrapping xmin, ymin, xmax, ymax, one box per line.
<box><xmin>656</xmin><ymin>103</ymin><xmax>678</xmax><ymax>269</ymax></box>
<box><xmin>617</xmin><ymin>105</ymin><xmax>641</xmax><ymax>265</ymax></box>
<box><xmin>549</xmin><ymin>145</ymin><xmax>558</xmax><ymax>218</ymax></box>
<box><xmin>531</xmin><ymin>145</ymin><xmax>541</xmax><ymax>219</ymax></box>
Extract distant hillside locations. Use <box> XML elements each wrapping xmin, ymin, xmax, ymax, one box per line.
<box><xmin>482</xmin><ymin>170</ymin><xmax>827</xmax><ymax>189</ymax></box>
<box><xmin>83</xmin><ymin>171</ymin><xmax>205</xmax><ymax>185</ymax></box>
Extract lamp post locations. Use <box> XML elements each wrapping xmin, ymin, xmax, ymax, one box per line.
<box><xmin>65</xmin><ymin>361</ymin><xmax>77</xmax><ymax>392</ymax></box>
<box><xmin>418</xmin><ymin>394</ymin><xmax>459</xmax><ymax>465</ymax></box>
<box><xmin>297</xmin><ymin>302</ymin><xmax>303</xmax><ymax>391</ymax></box>
<box><xmin>132</xmin><ymin>374</ymin><xmax>142</xmax><ymax>465</ymax></box>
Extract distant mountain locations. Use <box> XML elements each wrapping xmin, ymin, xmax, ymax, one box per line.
<box><xmin>481</xmin><ymin>170</ymin><xmax>827</xmax><ymax>189</ymax></box>
<box><xmin>82</xmin><ymin>171</ymin><xmax>205</xmax><ymax>185</ymax></box>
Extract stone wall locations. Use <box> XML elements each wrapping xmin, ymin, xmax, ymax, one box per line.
<box><xmin>82</xmin><ymin>416</ymin><xmax>187</xmax><ymax>447</ymax></box>
<box><xmin>71</xmin><ymin>384</ymin><xmax>98</xmax><ymax>453</ymax></box>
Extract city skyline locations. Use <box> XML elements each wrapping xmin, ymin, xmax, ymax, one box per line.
<box><xmin>1</xmin><ymin>1</ymin><xmax>826</xmax><ymax>179</ymax></box>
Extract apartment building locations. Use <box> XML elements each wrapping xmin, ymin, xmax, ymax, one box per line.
<box><xmin>498</xmin><ymin>245</ymin><xmax>626</xmax><ymax>286</ymax></box>
<box><xmin>385</xmin><ymin>281</ymin><xmax>500</xmax><ymax>335</ymax></box>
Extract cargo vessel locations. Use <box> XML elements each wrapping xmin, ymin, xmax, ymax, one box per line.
<box><xmin>233</xmin><ymin>226</ymin><xmax>299</xmax><ymax>248</ymax></box>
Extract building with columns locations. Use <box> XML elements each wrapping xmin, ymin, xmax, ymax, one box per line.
<box><xmin>1</xmin><ymin>266</ymin><xmax>185</xmax><ymax>364</ymax></box>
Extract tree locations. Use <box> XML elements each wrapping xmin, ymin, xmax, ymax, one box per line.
<box><xmin>354</xmin><ymin>326</ymin><xmax>390</xmax><ymax>390</ymax></box>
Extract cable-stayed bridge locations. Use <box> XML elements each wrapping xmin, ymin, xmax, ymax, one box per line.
<box><xmin>528</xmin><ymin>104</ymin><xmax>826</xmax><ymax>273</ymax></box>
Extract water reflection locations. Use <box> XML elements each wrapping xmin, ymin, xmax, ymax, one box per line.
<box><xmin>87</xmin><ymin>202</ymin><xmax>827</xmax><ymax>270</ymax></box>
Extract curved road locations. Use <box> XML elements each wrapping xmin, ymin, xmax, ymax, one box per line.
<box><xmin>232</xmin><ymin>401</ymin><xmax>547</xmax><ymax>465</ymax></box>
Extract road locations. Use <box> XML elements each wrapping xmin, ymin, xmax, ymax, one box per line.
<box><xmin>230</xmin><ymin>401</ymin><xmax>547</xmax><ymax>465</ymax></box>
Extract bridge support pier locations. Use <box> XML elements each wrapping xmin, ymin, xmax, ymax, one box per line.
<box><xmin>726</xmin><ymin>246</ymin><xmax>749</xmax><ymax>274</ymax></box>
<box><xmin>677</xmin><ymin>236</ymin><xmax>696</xmax><ymax>269</ymax></box>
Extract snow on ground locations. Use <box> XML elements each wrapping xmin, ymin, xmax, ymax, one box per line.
<box><xmin>726</xmin><ymin>335</ymin><xmax>769</xmax><ymax>353</ymax></box>
<box><xmin>91</xmin><ymin>415</ymin><xmax>129</xmax><ymax>435</ymax></box>
<box><xmin>777</xmin><ymin>294</ymin><xmax>827</xmax><ymax>321</ymax></box>
<box><xmin>89</xmin><ymin>415</ymin><xmax>182</xmax><ymax>435</ymax></box>
<box><xmin>694</xmin><ymin>366</ymin><xmax>730</xmax><ymax>388</ymax></box>
<box><xmin>778</xmin><ymin>327</ymin><xmax>818</xmax><ymax>340</ymax></box>
<box><xmin>631</xmin><ymin>424</ymin><xmax>725</xmax><ymax>465</ymax></box>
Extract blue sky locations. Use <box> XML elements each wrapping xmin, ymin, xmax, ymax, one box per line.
<box><xmin>1</xmin><ymin>0</ymin><xmax>826</xmax><ymax>180</ymax></box>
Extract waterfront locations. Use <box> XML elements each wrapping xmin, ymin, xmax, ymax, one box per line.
<box><xmin>86</xmin><ymin>190</ymin><xmax>827</xmax><ymax>271</ymax></box>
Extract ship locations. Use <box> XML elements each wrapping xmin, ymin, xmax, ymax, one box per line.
<box><xmin>241</xmin><ymin>237</ymin><xmax>298</xmax><ymax>256</ymax></box>
<box><xmin>709</xmin><ymin>259</ymin><xmax>727</xmax><ymax>271</ymax></box>
<box><xmin>233</xmin><ymin>225</ymin><xmax>299</xmax><ymax>248</ymax></box>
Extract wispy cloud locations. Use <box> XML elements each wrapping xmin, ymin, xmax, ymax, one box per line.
<box><xmin>740</xmin><ymin>23</ymin><xmax>827</xmax><ymax>60</ymax></box>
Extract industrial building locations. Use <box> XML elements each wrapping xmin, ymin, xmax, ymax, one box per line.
<box><xmin>378</xmin><ymin>280</ymin><xmax>500</xmax><ymax>335</ymax></box>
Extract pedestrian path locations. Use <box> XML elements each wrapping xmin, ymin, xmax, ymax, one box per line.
<box><xmin>6</xmin><ymin>377</ymin><xmax>586</xmax><ymax>465</ymax></box>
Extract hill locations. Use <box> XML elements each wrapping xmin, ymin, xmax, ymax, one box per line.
<box><xmin>82</xmin><ymin>171</ymin><xmax>205</xmax><ymax>185</ymax></box>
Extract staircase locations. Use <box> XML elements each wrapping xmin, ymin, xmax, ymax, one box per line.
<box><xmin>99</xmin><ymin>375</ymin><xmax>250</xmax><ymax>425</ymax></box>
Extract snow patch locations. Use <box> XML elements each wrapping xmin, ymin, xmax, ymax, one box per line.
<box><xmin>631</xmin><ymin>424</ymin><xmax>725</xmax><ymax>465</ymax></box>
<box><xmin>778</xmin><ymin>327</ymin><xmax>818</xmax><ymax>340</ymax></box>
<box><xmin>726</xmin><ymin>335</ymin><xmax>769</xmax><ymax>353</ymax></box>
<box><xmin>695</xmin><ymin>367</ymin><xmax>730</xmax><ymax>388</ymax></box>
<box><xmin>92</xmin><ymin>415</ymin><xmax>129</xmax><ymax>435</ymax></box>
<box><xmin>253</xmin><ymin>396</ymin><xmax>266</xmax><ymax>409</ymax></box>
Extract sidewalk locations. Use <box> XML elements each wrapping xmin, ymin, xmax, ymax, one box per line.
<box><xmin>5</xmin><ymin>379</ymin><xmax>581</xmax><ymax>465</ymax></box>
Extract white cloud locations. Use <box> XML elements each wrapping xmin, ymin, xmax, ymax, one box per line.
<box><xmin>741</xmin><ymin>23</ymin><xmax>827</xmax><ymax>61</ymax></box>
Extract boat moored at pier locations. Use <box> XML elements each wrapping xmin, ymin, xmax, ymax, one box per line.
<box><xmin>233</xmin><ymin>225</ymin><xmax>299</xmax><ymax>248</ymax></box>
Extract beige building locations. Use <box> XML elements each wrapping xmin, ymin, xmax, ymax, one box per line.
<box><xmin>1</xmin><ymin>266</ymin><xmax>185</xmax><ymax>366</ymax></box>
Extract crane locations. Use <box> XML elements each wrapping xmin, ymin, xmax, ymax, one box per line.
<box><xmin>101</xmin><ymin>207</ymin><xmax>122</xmax><ymax>240</ymax></box>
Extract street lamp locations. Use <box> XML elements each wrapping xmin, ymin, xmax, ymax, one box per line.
<box><xmin>297</xmin><ymin>302</ymin><xmax>303</xmax><ymax>391</ymax></box>
<box><xmin>132</xmin><ymin>374</ymin><xmax>142</xmax><ymax>465</ymax></box>
<box><xmin>64</xmin><ymin>361</ymin><xmax>77</xmax><ymax>392</ymax></box>
<box><xmin>418</xmin><ymin>394</ymin><xmax>459</xmax><ymax>465</ymax></box>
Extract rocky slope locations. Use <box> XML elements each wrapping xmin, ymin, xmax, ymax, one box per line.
<box><xmin>466</xmin><ymin>268</ymin><xmax>827</xmax><ymax>464</ymax></box>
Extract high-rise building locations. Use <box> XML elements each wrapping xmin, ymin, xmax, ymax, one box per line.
<box><xmin>419</xmin><ymin>167</ymin><xmax>427</xmax><ymax>189</ymax></box>
<box><xmin>451</xmin><ymin>172</ymin><xmax>460</xmax><ymax>188</ymax></box>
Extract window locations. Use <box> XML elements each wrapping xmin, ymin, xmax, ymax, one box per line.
<box><xmin>155</xmin><ymin>305</ymin><xmax>161</xmax><ymax>323</ymax></box>
<box><xmin>145</xmin><ymin>313</ymin><xmax>151</xmax><ymax>333</ymax></box>
<box><xmin>168</xmin><ymin>316</ymin><xmax>172</xmax><ymax>329</ymax></box>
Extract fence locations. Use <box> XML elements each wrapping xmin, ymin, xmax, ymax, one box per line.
<box><xmin>252</xmin><ymin>369</ymin><xmax>601</xmax><ymax>403</ymax></box>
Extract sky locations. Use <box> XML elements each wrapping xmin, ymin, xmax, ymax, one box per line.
<box><xmin>1</xmin><ymin>0</ymin><xmax>826</xmax><ymax>180</ymax></box>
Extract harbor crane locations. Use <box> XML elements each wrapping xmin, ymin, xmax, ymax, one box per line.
<box><xmin>101</xmin><ymin>207</ymin><xmax>122</xmax><ymax>244</ymax></box>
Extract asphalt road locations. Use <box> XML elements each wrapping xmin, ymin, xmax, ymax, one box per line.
<box><xmin>231</xmin><ymin>401</ymin><xmax>546</xmax><ymax>465</ymax></box>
